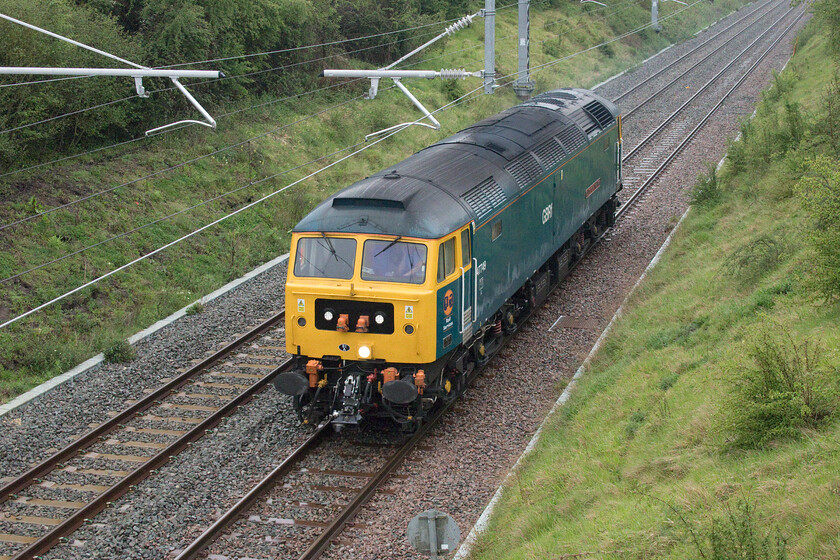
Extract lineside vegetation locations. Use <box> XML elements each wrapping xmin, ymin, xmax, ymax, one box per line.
<box><xmin>469</xmin><ymin>4</ymin><xmax>840</xmax><ymax>558</ymax></box>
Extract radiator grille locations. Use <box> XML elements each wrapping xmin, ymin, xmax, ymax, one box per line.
<box><xmin>505</xmin><ymin>152</ymin><xmax>543</xmax><ymax>189</ymax></box>
<box><xmin>583</xmin><ymin>100</ymin><xmax>615</xmax><ymax>129</ymax></box>
<box><xmin>461</xmin><ymin>178</ymin><xmax>506</xmax><ymax>221</ymax></box>
<box><xmin>555</xmin><ymin>125</ymin><xmax>587</xmax><ymax>154</ymax></box>
<box><xmin>532</xmin><ymin>138</ymin><xmax>567</xmax><ymax>169</ymax></box>
<box><xmin>570</xmin><ymin>108</ymin><xmax>599</xmax><ymax>134</ymax></box>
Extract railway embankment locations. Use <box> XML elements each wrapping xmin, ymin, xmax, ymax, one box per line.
<box><xmin>467</xmin><ymin>7</ymin><xmax>840</xmax><ymax>559</ymax></box>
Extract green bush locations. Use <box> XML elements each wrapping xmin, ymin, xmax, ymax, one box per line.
<box><xmin>725</xmin><ymin>72</ymin><xmax>807</xmax><ymax>177</ymax></box>
<box><xmin>103</xmin><ymin>339</ymin><xmax>136</xmax><ymax>363</ymax></box>
<box><xmin>704</xmin><ymin>500</ymin><xmax>788</xmax><ymax>560</ymax></box>
<box><xmin>0</xmin><ymin>0</ymin><xmax>144</xmax><ymax>168</ymax></box>
<box><xmin>625</xmin><ymin>409</ymin><xmax>646</xmax><ymax>439</ymax></box>
<box><xmin>659</xmin><ymin>372</ymin><xmax>679</xmax><ymax>391</ymax></box>
<box><xmin>185</xmin><ymin>301</ymin><xmax>205</xmax><ymax>315</ymax></box>
<box><xmin>796</xmin><ymin>155</ymin><xmax>840</xmax><ymax>300</ymax></box>
<box><xmin>726</xmin><ymin>327</ymin><xmax>838</xmax><ymax>448</ymax></box>
<box><xmin>812</xmin><ymin>71</ymin><xmax>840</xmax><ymax>156</ymax></box>
<box><xmin>721</xmin><ymin>234</ymin><xmax>789</xmax><ymax>282</ymax></box>
<box><xmin>690</xmin><ymin>162</ymin><xmax>721</xmax><ymax>206</ymax></box>
<box><xmin>813</xmin><ymin>0</ymin><xmax>840</xmax><ymax>60</ymax></box>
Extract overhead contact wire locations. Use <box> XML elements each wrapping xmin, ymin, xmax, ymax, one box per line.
<box><xmin>0</xmin><ymin>140</ymin><xmax>366</xmax><ymax>286</ymax></box>
<box><xmin>0</xmin><ymin>13</ymin><xmax>466</xmax><ymax>89</ymax></box>
<box><xmin>160</xmin><ymin>15</ymin><xmax>471</xmax><ymax>68</ymax></box>
<box><xmin>0</xmin><ymin>24</ymin><xmax>442</xmax><ymax>138</ymax></box>
<box><xmin>0</xmin><ymin>0</ymin><xmax>720</xmax><ymax>328</ymax></box>
<box><xmin>0</xmin><ymin>0</ymin><xmax>696</xmax><ymax>224</ymax></box>
<box><xmin>1</xmin><ymin>0</ymin><xmax>700</xmax><ymax>288</ymax></box>
<box><xmin>0</xmin><ymin>90</ymin><xmax>366</xmax><ymax>230</ymax></box>
<box><xmin>0</xmin><ymin>82</ymin><xmax>487</xmax><ymax>330</ymax></box>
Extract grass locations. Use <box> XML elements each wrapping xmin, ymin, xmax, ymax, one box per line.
<box><xmin>467</xmin><ymin>14</ymin><xmax>840</xmax><ymax>560</ymax></box>
<box><xmin>0</xmin><ymin>0</ymin><xmax>753</xmax><ymax>402</ymax></box>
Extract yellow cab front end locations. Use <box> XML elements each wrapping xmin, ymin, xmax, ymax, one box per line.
<box><xmin>285</xmin><ymin>232</ymin><xmax>438</xmax><ymax>364</ymax></box>
<box><xmin>278</xmin><ymin>231</ymin><xmax>448</xmax><ymax>429</ymax></box>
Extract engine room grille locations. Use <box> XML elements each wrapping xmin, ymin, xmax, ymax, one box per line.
<box><xmin>532</xmin><ymin>138</ymin><xmax>567</xmax><ymax>170</ymax></box>
<box><xmin>583</xmin><ymin>100</ymin><xmax>615</xmax><ymax>129</ymax></box>
<box><xmin>555</xmin><ymin>125</ymin><xmax>587</xmax><ymax>154</ymax></box>
<box><xmin>461</xmin><ymin>178</ymin><xmax>506</xmax><ymax>221</ymax></box>
<box><xmin>505</xmin><ymin>152</ymin><xmax>543</xmax><ymax>189</ymax></box>
<box><xmin>530</xmin><ymin>93</ymin><xmax>567</xmax><ymax>108</ymax></box>
<box><xmin>569</xmin><ymin>108</ymin><xmax>600</xmax><ymax>135</ymax></box>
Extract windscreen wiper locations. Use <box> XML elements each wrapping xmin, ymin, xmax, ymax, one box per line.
<box><xmin>374</xmin><ymin>236</ymin><xmax>402</xmax><ymax>257</ymax></box>
<box><xmin>321</xmin><ymin>232</ymin><xmax>338</xmax><ymax>260</ymax></box>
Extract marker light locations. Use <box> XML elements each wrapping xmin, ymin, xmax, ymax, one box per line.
<box><xmin>358</xmin><ymin>345</ymin><xmax>371</xmax><ymax>359</ymax></box>
<box><xmin>374</xmin><ymin>312</ymin><xmax>386</xmax><ymax>325</ymax></box>
<box><xmin>324</xmin><ymin>309</ymin><xmax>334</xmax><ymax>321</ymax></box>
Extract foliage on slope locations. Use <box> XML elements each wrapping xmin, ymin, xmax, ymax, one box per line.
<box><xmin>469</xmin><ymin>8</ymin><xmax>840</xmax><ymax>560</ymax></box>
<box><xmin>0</xmin><ymin>0</ymin><xmax>474</xmax><ymax>168</ymax></box>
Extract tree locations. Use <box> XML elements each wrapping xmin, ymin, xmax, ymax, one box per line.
<box><xmin>813</xmin><ymin>0</ymin><xmax>840</xmax><ymax>60</ymax></box>
<box><xmin>796</xmin><ymin>155</ymin><xmax>840</xmax><ymax>300</ymax></box>
<box><xmin>0</xmin><ymin>0</ymin><xmax>144</xmax><ymax>167</ymax></box>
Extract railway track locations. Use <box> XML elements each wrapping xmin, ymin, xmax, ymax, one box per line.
<box><xmin>614</xmin><ymin>0</ymin><xmax>782</xmax><ymax>112</ymax></box>
<box><xmin>172</xmin><ymin>410</ymin><xmax>450</xmax><ymax>560</ymax></box>
<box><xmin>615</xmin><ymin>0</ymin><xmax>806</xmax><ymax>218</ymax></box>
<box><xmin>172</xmin><ymin>301</ymin><xmax>534</xmax><ymax>560</ymax></box>
<box><xmin>0</xmin><ymin>311</ymin><xmax>290</xmax><ymax>560</ymax></box>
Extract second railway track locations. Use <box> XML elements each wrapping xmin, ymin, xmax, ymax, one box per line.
<box><xmin>0</xmin><ymin>311</ymin><xmax>289</xmax><ymax>560</ymax></box>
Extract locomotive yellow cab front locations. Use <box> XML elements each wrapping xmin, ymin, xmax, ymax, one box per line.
<box><xmin>279</xmin><ymin>225</ymin><xmax>474</xmax><ymax>428</ymax></box>
<box><xmin>285</xmin><ymin>232</ymin><xmax>439</xmax><ymax>365</ymax></box>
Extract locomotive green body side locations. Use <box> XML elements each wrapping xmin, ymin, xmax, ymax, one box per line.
<box><xmin>438</xmin><ymin>123</ymin><xmax>621</xmax><ymax>355</ymax></box>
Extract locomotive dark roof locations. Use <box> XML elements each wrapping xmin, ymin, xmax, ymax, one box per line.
<box><xmin>294</xmin><ymin>88</ymin><xmax>619</xmax><ymax>239</ymax></box>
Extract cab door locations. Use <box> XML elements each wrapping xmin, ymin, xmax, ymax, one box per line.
<box><xmin>436</xmin><ymin>235</ymin><xmax>459</xmax><ymax>357</ymax></box>
<box><xmin>459</xmin><ymin>225</ymin><xmax>474</xmax><ymax>343</ymax></box>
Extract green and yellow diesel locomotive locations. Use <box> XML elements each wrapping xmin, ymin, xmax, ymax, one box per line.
<box><xmin>276</xmin><ymin>88</ymin><xmax>622</xmax><ymax>429</ymax></box>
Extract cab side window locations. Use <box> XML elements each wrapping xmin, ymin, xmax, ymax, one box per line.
<box><xmin>437</xmin><ymin>237</ymin><xmax>456</xmax><ymax>282</ymax></box>
<box><xmin>460</xmin><ymin>229</ymin><xmax>470</xmax><ymax>267</ymax></box>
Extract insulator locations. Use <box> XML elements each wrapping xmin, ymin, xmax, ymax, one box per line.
<box><xmin>445</xmin><ymin>14</ymin><xmax>475</xmax><ymax>36</ymax></box>
<box><xmin>440</xmin><ymin>68</ymin><xmax>468</xmax><ymax>80</ymax></box>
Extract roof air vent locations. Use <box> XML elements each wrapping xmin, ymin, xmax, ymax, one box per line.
<box><xmin>505</xmin><ymin>152</ymin><xmax>543</xmax><ymax>189</ymax></box>
<box><xmin>384</xmin><ymin>170</ymin><xmax>401</xmax><ymax>180</ymax></box>
<box><xmin>583</xmin><ymin>100</ymin><xmax>615</xmax><ymax>129</ymax></box>
<box><xmin>462</xmin><ymin>178</ymin><xmax>506</xmax><ymax>221</ymax></box>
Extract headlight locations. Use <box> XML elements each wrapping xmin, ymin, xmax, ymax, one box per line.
<box><xmin>374</xmin><ymin>312</ymin><xmax>386</xmax><ymax>325</ymax></box>
<box><xmin>404</xmin><ymin>324</ymin><xmax>415</xmax><ymax>335</ymax></box>
<box><xmin>297</xmin><ymin>317</ymin><xmax>306</xmax><ymax>327</ymax></box>
<box><xmin>323</xmin><ymin>309</ymin><xmax>334</xmax><ymax>321</ymax></box>
<box><xmin>358</xmin><ymin>345</ymin><xmax>371</xmax><ymax>359</ymax></box>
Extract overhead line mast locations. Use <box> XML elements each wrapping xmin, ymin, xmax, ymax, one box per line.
<box><xmin>323</xmin><ymin>1</ymin><xmax>539</xmax><ymax>137</ymax></box>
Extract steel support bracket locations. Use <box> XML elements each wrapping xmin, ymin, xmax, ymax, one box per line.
<box><xmin>0</xmin><ymin>12</ymin><xmax>220</xmax><ymax>135</ymax></box>
<box><xmin>322</xmin><ymin>12</ymin><xmax>481</xmax><ymax>139</ymax></box>
<box><xmin>134</xmin><ymin>77</ymin><xmax>149</xmax><ymax>98</ymax></box>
